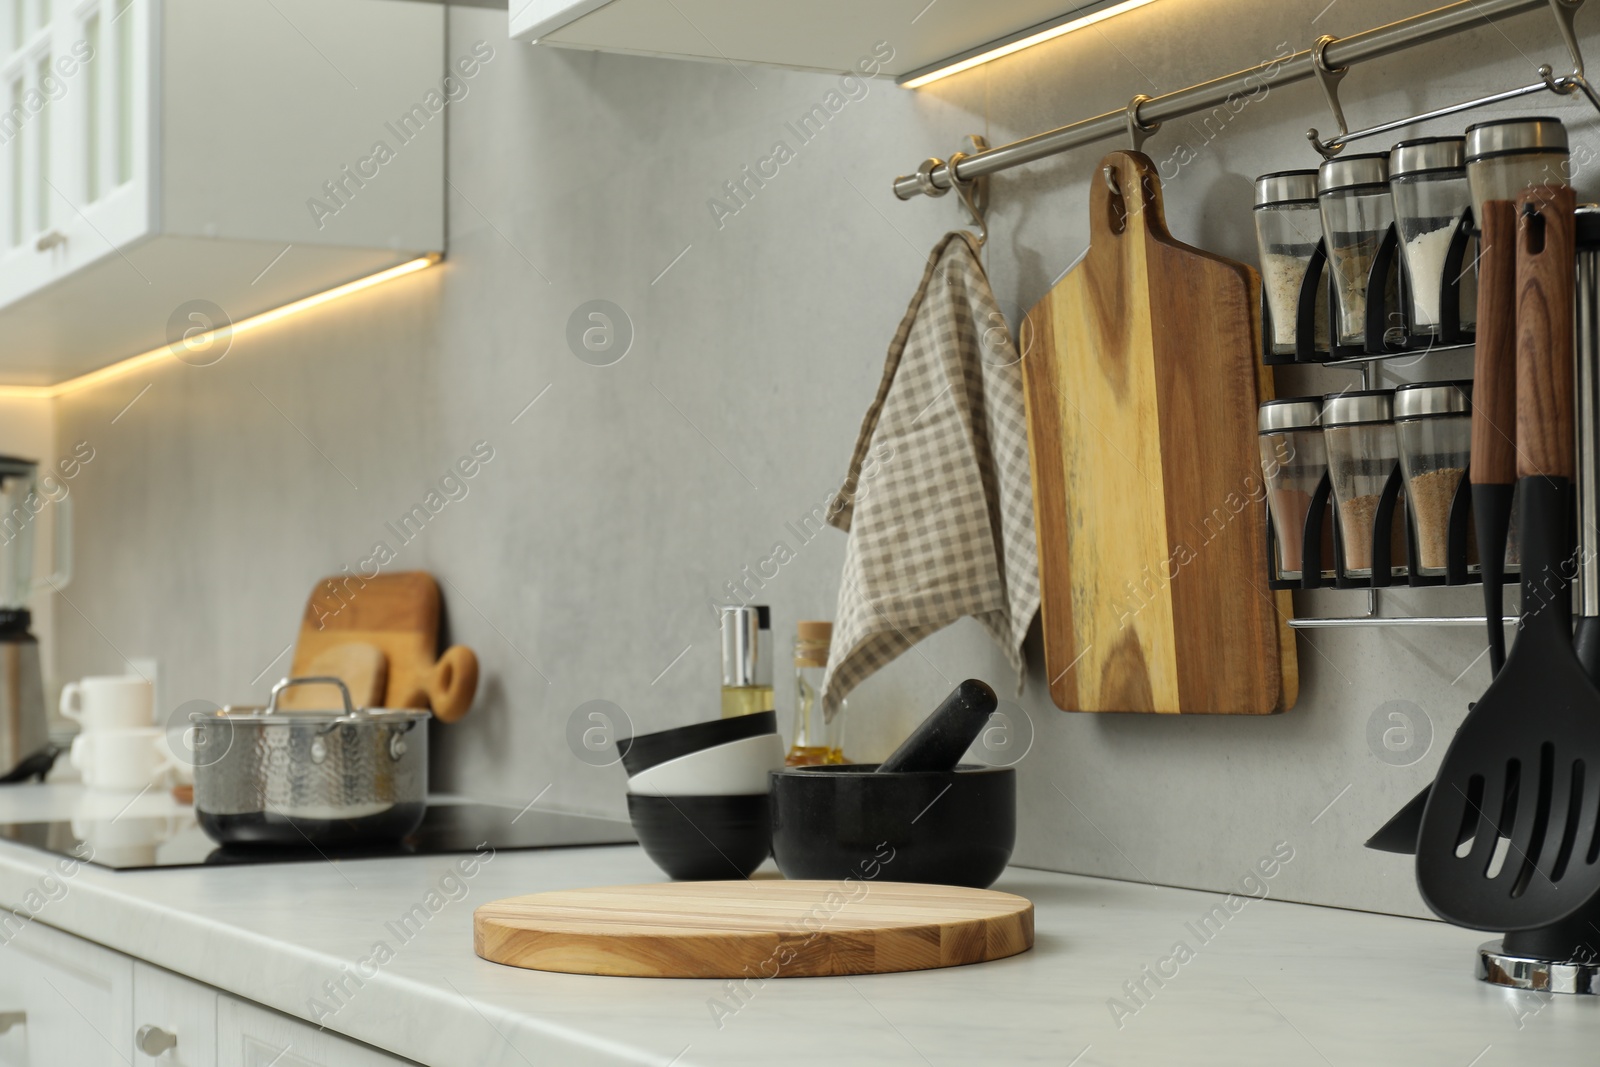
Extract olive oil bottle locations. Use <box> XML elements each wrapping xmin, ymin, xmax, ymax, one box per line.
<box><xmin>788</xmin><ymin>620</ymin><xmax>846</xmax><ymax>765</ymax></box>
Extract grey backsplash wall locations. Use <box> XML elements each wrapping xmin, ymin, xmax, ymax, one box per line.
<box><xmin>48</xmin><ymin>0</ymin><xmax>1600</xmax><ymax>917</ymax></box>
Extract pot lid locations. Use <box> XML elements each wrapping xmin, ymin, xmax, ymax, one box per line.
<box><xmin>188</xmin><ymin>676</ymin><xmax>432</xmax><ymax>725</ymax></box>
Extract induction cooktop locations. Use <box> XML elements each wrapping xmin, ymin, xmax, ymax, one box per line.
<box><xmin>0</xmin><ymin>801</ymin><xmax>636</xmax><ymax>870</ymax></box>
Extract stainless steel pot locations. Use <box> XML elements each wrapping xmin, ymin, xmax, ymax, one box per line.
<box><xmin>192</xmin><ymin>677</ymin><xmax>430</xmax><ymax>848</ymax></box>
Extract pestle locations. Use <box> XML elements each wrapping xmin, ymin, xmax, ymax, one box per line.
<box><xmin>876</xmin><ymin>679</ymin><xmax>999</xmax><ymax>773</ymax></box>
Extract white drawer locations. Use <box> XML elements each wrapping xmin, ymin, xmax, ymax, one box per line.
<box><xmin>218</xmin><ymin>995</ymin><xmax>418</xmax><ymax>1067</ymax></box>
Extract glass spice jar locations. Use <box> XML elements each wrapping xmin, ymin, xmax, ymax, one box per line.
<box><xmin>1254</xmin><ymin>170</ymin><xmax>1329</xmax><ymax>355</ymax></box>
<box><xmin>1323</xmin><ymin>390</ymin><xmax>1406</xmax><ymax>578</ymax></box>
<box><xmin>1394</xmin><ymin>381</ymin><xmax>1474</xmax><ymax>576</ymax></box>
<box><xmin>1258</xmin><ymin>397</ymin><xmax>1330</xmax><ymax>580</ymax></box>
<box><xmin>1318</xmin><ymin>154</ymin><xmax>1395</xmax><ymax>349</ymax></box>
<box><xmin>1465</xmin><ymin>116</ymin><xmax>1570</xmax><ymax>221</ymax></box>
<box><xmin>1389</xmin><ymin>137</ymin><xmax>1476</xmax><ymax>339</ymax></box>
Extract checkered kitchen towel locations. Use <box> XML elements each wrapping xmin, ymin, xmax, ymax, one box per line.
<box><xmin>821</xmin><ymin>230</ymin><xmax>1039</xmax><ymax>713</ymax></box>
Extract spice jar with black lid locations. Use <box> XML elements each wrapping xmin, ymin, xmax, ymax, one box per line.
<box><xmin>1323</xmin><ymin>389</ymin><xmax>1406</xmax><ymax>578</ymax></box>
<box><xmin>1254</xmin><ymin>170</ymin><xmax>1328</xmax><ymax>355</ymax></box>
<box><xmin>1394</xmin><ymin>381</ymin><xmax>1473</xmax><ymax>577</ymax></box>
<box><xmin>1317</xmin><ymin>154</ymin><xmax>1394</xmax><ymax>349</ymax></box>
<box><xmin>1258</xmin><ymin>397</ymin><xmax>1330</xmax><ymax>580</ymax></box>
<box><xmin>1389</xmin><ymin>137</ymin><xmax>1476</xmax><ymax>340</ymax></box>
<box><xmin>1464</xmin><ymin>116</ymin><xmax>1570</xmax><ymax>218</ymax></box>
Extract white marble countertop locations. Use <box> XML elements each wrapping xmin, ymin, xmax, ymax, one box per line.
<box><xmin>0</xmin><ymin>782</ymin><xmax>1594</xmax><ymax>1066</ymax></box>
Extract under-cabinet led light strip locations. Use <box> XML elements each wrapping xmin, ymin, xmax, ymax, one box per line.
<box><xmin>0</xmin><ymin>254</ymin><xmax>442</xmax><ymax>400</ymax></box>
<box><xmin>898</xmin><ymin>0</ymin><xmax>1159</xmax><ymax>89</ymax></box>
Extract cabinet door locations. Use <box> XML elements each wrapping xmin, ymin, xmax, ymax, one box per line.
<box><xmin>6</xmin><ymin>917</ymin><xmax>134</xmax><ymax>1066</ymax></box>
<box><xmin>217</xmin><ymin>995</ymin><xmax>419</xmax><ymax>1067</ymax></box>
<box><xmin>132</xmin><ymin>962</ymin><xmax>217</xmax><ymax>1066</ymax></box>
<box><xmin>0</xmin><ymin>915</ymin><xmax>30</xmax><ymax>1066</ymax></box>
<box><xmin>0</xmin><ymin>0</ymin><xmax>149</xmax><ymax>308</ymax></box>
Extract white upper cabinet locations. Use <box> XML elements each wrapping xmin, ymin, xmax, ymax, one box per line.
<box><xmin>511</xmin><ymin>0</ymin><xmax>1113</xmax><ymax>79</ymax></box>
<box><xmin>0</xmin><ymin>0</ymin><xmax>445</xmax><ymax>387</ymax></box>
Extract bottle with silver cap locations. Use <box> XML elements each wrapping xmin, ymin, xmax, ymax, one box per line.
<box><xmin>1258</xmin><ymin>397</ymin><xmax>1331</xmax><ymax>582</ymax></box>
<box><xmin>1464</xmin><ymin>116</ymin><xmax>1570</xmax><ymax>220</ymax></box>
<box><xmin>1323</xmin><ymin>389</ymin><xmax>1406</xmax><ymax>579</ymax></box>
<box><xmin>1318</xmin><ymin>153</ymin><xmax>1395</xmax><ymax>350</ymax></box>
<box><xmin>719</xmin><ymin>604</ymin><xmax>774</xmax><ymax>719</ymax></box>
<box><xmin>1254</xmin><ymin>170</ymin><xmax>1328</xmax><ymax>356</ymax></box>
<box><xmin>1394</xmin><ymin>381</ymin><xmax>1474</xmax><ymax>577</ymax></box>
<box><xmin>1389</xmin><ymin>137</ymin><xmax>1476</xmax><ymax>341</ymax></box>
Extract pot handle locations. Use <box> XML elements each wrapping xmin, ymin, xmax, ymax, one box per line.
<box><xmin>268</xmin><ymin>676</ymin><xmax>356</xmax><ymax>717</ymax></box>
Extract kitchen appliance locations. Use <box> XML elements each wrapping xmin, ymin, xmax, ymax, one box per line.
<box><xmin>288</xmin><ymin>572</ymin><xmax>478</xmax><ymax>722</ymax></box>
<box><xmin>0</xmin><ymin>798</ymin><xmax>636</xmax><ymax>870</ymax></box>
<box><xmin>0</xmin><ymin>455</ymin><xmax>69</xmax><ymax>782</ymax></box>
<box><xmin>191</xmin><ymin>677</ymin><xmax>430</xmax><ymax>848</ymax></box>
<box><xmin>1021</xmin><ymin>149</ymin><xmax>1293</xmax><ymax>715</ymax></box>
<box><xmin>1415</xmin><ymin>185</ymin><xmax>1600</xmax><ymax>934</ymax></box>
<box><xmin>473</xmin><ymin>880</ymin><xmax>1033</xmax><ymax>978</ymax></box>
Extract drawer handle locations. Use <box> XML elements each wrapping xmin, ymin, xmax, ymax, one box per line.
<box><xmin>0</xmin><ymin>1011</ymin><xmax>23</xmax><ymax>1034</ymax></box>
<box><xmin>34</xmin><ymin>230</ymin><xmax>65</xmax><ymax>252</ymax></box>
<box><xmin>136</xmin><ymin>1024</ymin><xmax>178</xmax><ymax>1056</ymax></box>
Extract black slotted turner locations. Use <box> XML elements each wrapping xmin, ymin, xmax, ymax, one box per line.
<box><xmin>1417</xmin><ymin>185</ymin><xmax>1600</xmax><ymax>932</ymax></box>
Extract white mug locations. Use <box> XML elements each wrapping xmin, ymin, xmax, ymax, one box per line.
<box><xmin>69</xmin><ymin>727</ymin><xmax>174</xmax><ymax>792</ymax></box>
<box><xmin>61</xmin><ymin>675</ymin><xmax>154</xmax><ymax>732</ymax></box>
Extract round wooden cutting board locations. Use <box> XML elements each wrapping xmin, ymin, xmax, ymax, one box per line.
<box><xmin>473</xmin><ymin>880</ymin><xmax>1034</xmax><ymax>978</ymax></box>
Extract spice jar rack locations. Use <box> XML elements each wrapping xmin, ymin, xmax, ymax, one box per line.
<box><xmin>1265</xmin><ymin>466</ymin><xmax>1488</xmax><ymax>590</ymax></box>
<box><xmin>1260</xmin><ymin>214</ymin><xmax>1477</xmax><ymax>366</ymax></box>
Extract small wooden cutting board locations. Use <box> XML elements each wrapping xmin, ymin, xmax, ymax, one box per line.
<box><xmin>473</xmin><ymin>881</ymin><xmax>1034</xmax><ymax>978</ymax></box>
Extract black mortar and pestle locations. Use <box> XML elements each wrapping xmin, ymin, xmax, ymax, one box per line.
<box><xmin>769</xmin><ymin>679</ymin><xmax>1016</xmax><ymax>889</ymax></box>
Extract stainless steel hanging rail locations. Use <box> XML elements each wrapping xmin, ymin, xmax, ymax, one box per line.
<box><xmin>892</xmin><ymin>0</ymin><xmax>1571</xmax><ymax>200</ymax></box>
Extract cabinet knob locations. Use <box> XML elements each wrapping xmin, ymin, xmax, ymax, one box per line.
<box><xmin>0</xmin><ymin>1011</ymin><xmax>23</xmax><ymax>1034</ymax></box>
<box><xmin>136</xmin><ymin>1024</ymin><xmax>178</xmax><ymax>1056</ymax></box>
<box><xmin>34</xmin><ymin>229</ymin><xmax>66</xmax><ymax>252</ymax></box>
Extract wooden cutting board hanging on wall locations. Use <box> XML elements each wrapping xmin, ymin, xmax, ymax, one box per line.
<box><xmin>1021</xmin><ymin>150</ymin><xmax>1297</xmax><ymax>714</ymax></box>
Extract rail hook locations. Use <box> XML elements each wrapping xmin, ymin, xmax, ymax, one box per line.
<box><xmin>1124</xmin><ymin>94</ymin><xmax>1159</xmax><ymax>153</ymax></box>
<box><xmin>947</xmin><ymin>134</ymin><xmax>991</xmax><ymax>246</ymax></box>
<box><xmin>1306</xmin><ymin>34</ymin><xmax>1351</xmax><ymax>159</ymax></box>
<box><xmin>914</xmin><ymin>157</ymin><xmax>952</xmax><ymax>199</ymax></box>
<box><xmin>1548</xmin><ymin>0</ymin><xmax>1586</xmax><ymax>79</ymax></box>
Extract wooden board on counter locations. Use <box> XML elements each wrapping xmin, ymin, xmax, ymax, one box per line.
<box><xmin>1021</xmin><ymin>150</ymin><xmax>1296</xmax><ymax>715</ymax></box>
<box><xmin>473</xmin><ymin>881</ymin><xmax>1034</xmax><ymax>978</ymax></box>
<box><xmin>289</xmin><ymin>571</ymin><xmax>439</xmax><ymax>710</ymax></box>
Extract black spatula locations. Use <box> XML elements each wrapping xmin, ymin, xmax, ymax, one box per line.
<box><xmin>1417</xmin><ymin>185</ymin><xmax>1600</xmax><ymax>932</ymax></box>
<box><xmin>1366</xmin><ymin>200</ymin><xmax>1522</xmax><ymax>857</ymax></box>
